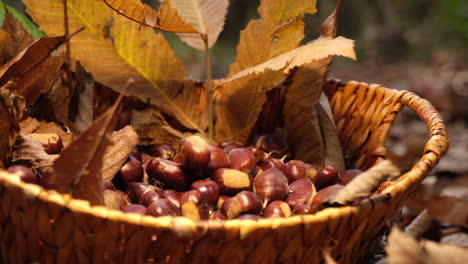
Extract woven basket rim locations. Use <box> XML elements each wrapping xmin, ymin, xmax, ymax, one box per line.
<box><xmin>0</xmin><ymin>79</ymin><xmax>449</xmax><ymax>234</ymax></box>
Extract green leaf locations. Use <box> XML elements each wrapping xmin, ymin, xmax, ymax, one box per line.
<box><xmin>0</xmin><ymin>2</ymin><xmax>44</xmax><ymax>39</ymax></box>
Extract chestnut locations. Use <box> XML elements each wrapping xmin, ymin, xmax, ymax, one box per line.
<box><xmin>146</xmin><ymin>198</ymin><xmax>180</xmax><ymax>217</ymax></box>
<box><xmin>253</xmin><ymin>168</ymin><xmax>290</xmax><ymax>204</ymax></box>
<box><xmin>218</xmin><ymin>140</ymin><xmax>243</xmax><ymax>154</ymax></box>
<box><xmin>212</xmin><ymin>168</ymin><xmax>251</xmax><ymax>195</ymax></box>
<box><xmin>284</xmin><ymin>160</ymin><xmax>308</xmax><ymax>183</ymax></box>
<box><xmin>181</xmin><ymin>201</ymin><xmax>209</xmax><ymax>220</ymax></box>
<box><xmin>160</xmin><ymin>189</ymin><xmax>181</xmax><ymax>208</ymax></box>
<box><xmin>115</xmin><ymin>190</ymin><xmax>131</xmax><ymax>208</ymax></box>
<box><xmin>125</xmin><ymin>182</ymin><xmax>155</xmax><ymax>203</ymax></box>
<box><xmin>305</xmin><ymin>163</ymin><xmax>318</xmax><ymax>182</ymax></box>
<box><xmin>210</xmin><ymin>210</ymin><xmax>228</xmax><ymax>220</ymax></box>
<box><xmin>262</xmin><ymin>201</ymin><xmax>291</xmax><ymax>218</ymax></box>
<box><xmin>7</xmin><ymin>165</ymin><xmax>37</xmax><ymax>184</ymax></box>
<box><xmin>27</xmin><ymin>133</ymin><xmax>63</xmax><ymax>154</ymax></box>
<box><xmin>254</xmin><ymin>134</ymin><xmax>286</xmax><ymax>157</ymax></box>
<box><xmin>217</xmin><ymin>195</ymin><xmax>231</xmax><ymax>210</ymax></box>
<box><xmin>312</xmin><ymin>184</ymin><xmax>344</xmax><ymax>205</ymax></box>
<box><xmin>285</xmin><ymin>178</ymin><xmax>317</xmax><ymax>208</ymax></box>
<box><xmin>206</xmin><ymin>146</ymin><xmax>230</xmax><ymax>174</ymax></box>
<box><xmin>179</xmin><ymin>135</ymin><xmax>211</xmax><ymax>175</ymax></box>
<box><xmin>292</xmin><ymin>204</ymin><xmax>317</xmax><ymax>215</ymax></box>
<box><xmin>191</xmin><ymin>180</ymin><xmax>220</xmax><ymax>208</ymax></box>
<box><xmin>129</xmin><ymin>149</ymin><xmax>143</xmax><ymax>162</ymax></box>
<box><xmin>120</xmin><ymin>156</ymin><xmax>143</xmax><ymax>183</ymax></box>
<box><xmin>227</xmin><ymin>148</ymin><xmax>256</xmax><ymax>174</ymax></box>
<box><xmin>146</xmin><ymin>158</ymin><xmax>192</xmax><ymax>191</ymax></box>
<box><xmin>340</xmin><ymin>168</ymin><xmax>363</xmax><ymax>185</ymax></box>
<box><xmin>237</xmin><ymin>214</ymin><xmax>261</xmax><ymax>220</ymax></box>
<box><xmin>151</xmin><ymin>143</ymin><xmax>175</xmax><ymax>160</ymax></box>
<box><xmin>221</xmin><ymin>191</ymin><xmax>263</xmax><ymax>219</ymax></box>
<box><xmin>102</xmin><ymin>180</ymin><xmax>116</xmax><ymax>191</ymax></box>
<box><xmin>314</xmin><ymin>165</ymin><xmax>340</xmax><ymax>190</ymax></box>
<box><xmin>180</xmin><ymin>190</ymin><xmax>206</xmax><ymax>206</ymax></box>
<box><xmin>258</xmin><ymin>158</ymin><xmax>285</xmax><ymax>172</ymax></box>
<box><xmin>245</xmin><ymin>146</ymin><xmax>268</xmax><ymax>163</ymax></box>
<box><xmin>122</xmin><ymin>204</ymin><xmax>147</xmax><ymax>215</ymax></box>
<box><xmin>138</xmin><ymin>190</ymin><xmax>161</xmax><ymax>207</ymax></box>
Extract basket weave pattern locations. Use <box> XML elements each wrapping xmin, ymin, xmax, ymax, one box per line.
<box><xmin>0</xmin><ymin>79</ymin><xmax>448</xmax><ymax>264</ymax></box>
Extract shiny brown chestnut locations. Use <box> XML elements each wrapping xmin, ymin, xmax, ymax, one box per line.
<box><xmin>315</xmin><ymin>165</ymin><xmax>341</xmax><ymax>190</ymax></box>
<box><xmin>138</xmin><ymin>190</ymin><xmax>161</xmax><ymax>207</ymax></box>
<box><xmin>206</xmin><ymin>146</ymin><xmax>230</xmax><ymax>174</ymax></box>
<box><xmin>227</xmin><ymin>148</ymin><xmax>256</xmax><ymax>174</ymax></box>
<box><xmin>212</xmin><ymin>168</ymin><xmax>251</xmax><ymax>195</ymax></box>
<box><xmin>120</xmin><ymin>156</ymin><xmax>143</xmax><ymax>183</ymax></box>
<box><xmin>218</xmin><ymin>140</ymin><xmax>243</xmax><ymax>155</ymax></box>
<box><xmin>180</xmin><ymin>190</ymin><xmax>205</xmax><ymax>206</ymax></box>
<box><xmin>253</xmin><ymin>168</ymin><xmax>290</xmax><ymax>204</ymax></box>
<box><xmin>258</xmin><ymin>158</ymin><xmax>285</xmax><ymax>172</ymax></box>
<box><xmin>340</xmin><ymin>168</ymin><xmax>363</xmax><ymax>185</ymax></box>
<box><xmin>305</xmin><ymin>163</ymin><xmax>318</xmax><ymax>182</ymax></box>
<box><xmin>125</xmin><ymin>182</ymin><xmax>155</xmax><ymax>203</ymax></box>
<box><xmin>7</xmin><ymin>165</ymin><xmax>37</xmax><ymax>184</ymax></box>
<box><xmin>284</xmin><ymin>160</ymin><xmax>308</xmax><ymax>183</ymax></box>
<box><xmin>129</xmin><ymin>149</ymin><xmax>143</xmax><ymax>162</ymax></box>
<box><xmin>245</xmin><ymin>146</ymin><xmax>268</xmax><ymax>163</ymax></box>
<box><xmin>210</xmin><ymin>210</ymin><xmax>228</xmax><ymax>220</ymax></box>
<box><xmin>179</xmin><ymin>135</ymin><xmax>211</xmax><ymax>175</ymax></box>
<box><xmin>191</xmin><ymin>179</ymin><xmax>220</xmax><ymax>208</ymax></box>
<box><xmin>236</xmin><ymin>214</ymin><xmax>261</xmax><ymax>220</ymax></box>
<box><xmin>285</xmin><ymin>178</ymin><xmax>317</xmax><ymax>208</ymax></box>
<box><xmin>160</xmin><ymin>189</ymin><xmax>181</xmax><ymax>208</ymax></box>
<box><xmin>146</xmin><ymin>158</ymin><xmax>192</xmax><ymax>191</ymax></box>
<box><xmin>102</xmin><ymin>180</ymin><xmax>116</xmax><ymax>191</ymax></box>
<box><xmin>151</xmin><ymin>143</ymin><xmax>175</xmax><ymax>160</ymax></box>
<box><xmin>254</xmin><ymin>134</ymin><xmax>286</xmax><ymax>157</ymax></box>
<box><xmin>146</xmin><ymin>198</ymin><xmax>181</xmax><ymax>217</ymax></box>
<box><xmin>181</xmin><ymin>201</ymin><xmax>209</xmax><ymax>220</ymax></box>
<box><xmin>27</xmin><ymin>133</ymin><xmax>63</xmax><ymax>154</ymax></box>
<box><xmin>262</xmin><ymin>201</ymin><xmax>291</xmax><ymax>218</ymax></box>
<box><xmin>122</xmin><ymin>204</ymin><xmax>147</xmax><ymax>215</ymax></box>
<box><xmin>217</xmin><ymin>195</ymin><xmax>231</xmax><ymax>210</ymax></box>
<box><xmin>222</xmin><ymin>191</ymin><xmax>263</xmax><ymax>219</ymax></box>
<box><xmin>292</xmin><ymin>204</ymin><xmax>316</xmax><ymax>215</ymax></box>
<box><xmin>115</xmin><ymin>190</ymin><xmax>131</xmax><ymax>208</ymax></box>
<box><xmin>312</xmin><ymin>184</ymin><xmax>344</xmax><ymax>205</ymax></box>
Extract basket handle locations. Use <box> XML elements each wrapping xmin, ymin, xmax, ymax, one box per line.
<box><xmin>390</xmin><ymin>91</ymin><xmax>449</xmax><ymax>192</ymax></box>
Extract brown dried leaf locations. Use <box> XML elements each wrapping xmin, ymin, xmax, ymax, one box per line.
<box><xmin>11</xmin><ymin>134</ymin><xmax>54</xmax><ymax>174</ymax></box>
<box><xmin>0</xmin><ymin>35</ymin><xmax>66</xmax><ymax>105</ymax></box>
<box><xmin>387</xmin><ymin>227</ymin><xmax>468</xmax><ymax>264</ymax></box>
<box><xmin>426</xmin><ymin>196</ymin><xmax>468</xmax><ymax>228</ymax></box>
<box><xmin>43</xmin><ymin>90</ymin><xmax>126</xmax><ymax>205</ymax></box>
<box><xmin>317</xmin><ymin>93</ymin><xmax>345</xmax><ymax>171</ymax></box>
<box><xmin>330</xmin><ymin>160</ymin><xmax>400</xmax><ymax>205</ymax></box>
<box><xmin>172</xmin><ymin>0</ymin><xmax>229</xmax><ymax>49</ymax></box>
<box><xmin>0</xmin><ymin>81</ymin><xmax>25</xmax><ymax>167</ymax></box>
<box><xmin>215</xmin><ymin>0</ymin><xmax>316</xmax><ymax>143</ymax></box>
<box><xmin>101</xmin><ymin>125</ymin><xmax>139</xmax><ymax>181</ymax></box>
<box><xmin>19</xmin><ymin>116</ymin><xmax>40</xmax><ymax>134</ymax></box>
<box><xmin>130</xmin><ymin>107</ymin><xmax>187</xmax><ymax>147</ymax></box>
<box><xmin>0</xmin><ymin>7</ymin><xmax>34</xmax><ymax>64</ymax></box>
<box><xmin>103</xmin><ymin>0</ymin><xmax>197</xmax><ymax>33</ymax></box>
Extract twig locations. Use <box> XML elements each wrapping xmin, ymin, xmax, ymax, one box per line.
<box><xmin>405</xmin><ymin>209</ymin><xmax>432</xmax><ymax>238</ymax></box>
<box><xmin>202</xmin><ymin>34</ymin><xmax>214</xmax><ymax>139</ymax></box>
<box><xmin>63</xmin><ymin>0</ymin><xmax>74</xmax><ymax>96</ymax></box>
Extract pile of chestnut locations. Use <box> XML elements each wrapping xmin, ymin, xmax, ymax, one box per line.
<box><xmin>7</xmin><ymin>134</ymin><xmax>363</xmax><ymax>220</ymax></box>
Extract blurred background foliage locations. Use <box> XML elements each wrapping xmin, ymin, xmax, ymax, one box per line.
<box><xmin>5</xmin><ymin>0</ymin><xmax>468</xmax><ymax>80</ymax></box>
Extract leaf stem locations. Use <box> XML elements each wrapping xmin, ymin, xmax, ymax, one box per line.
<box><xmin>202</xmin><ymin>34</ymin><xmax>214</xmax><ymax>139</ymax></box>
<box><xmin>63</xmin><ymin>0</ymin><xmax>74</xmax><ymax>95</ymax></box>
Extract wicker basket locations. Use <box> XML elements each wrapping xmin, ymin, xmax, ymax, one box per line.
<box><xmin>0</xmin><ymin>79</ymin><xmax>448</xmax><ymax>264</ymax></box>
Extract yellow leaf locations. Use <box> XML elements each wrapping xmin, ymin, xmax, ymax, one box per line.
<box><xmin>171</xmin><ymin>0</ymin><xmax>229</xmax><ymax>49</ymax></box>
<box><xmin>103</xmin><ymin>0</ymin><xmax>197</xmax><ymax>33</ymax></box>
<box><xmin>24</xmin><ymin>0</ymin><xmax>208</xmax><ymax>133</ymax></box>
<box><xmin>219</xmin><ymin>37</ymin><xmax>355</xmax><ymax>85</ymax></box>
<box><xmin>214</xmin><ymin>0</ymin><xmax>316</xmax><ymax>143</ymax></box>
